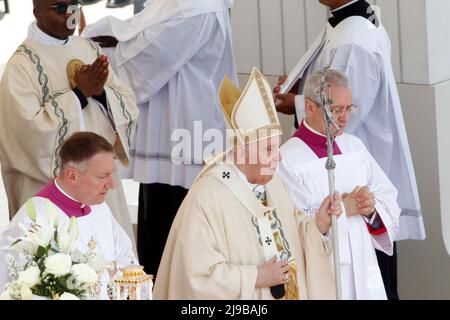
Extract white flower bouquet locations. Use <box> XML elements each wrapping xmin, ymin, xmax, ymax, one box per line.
<box><xmin>1</xmin><ymin>199</ymin><xmax>106</xmax><ymax>300</ymax></box>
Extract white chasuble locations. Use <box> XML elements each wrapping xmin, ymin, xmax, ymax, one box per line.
<box><xmin>153</xmin><ymin>164</ymin><xmax>335</xmax><ymax>300</ymax></box>
<box><xmin>0</xmin><ymin>23</ymin><xmax>139</xmax><ymax>242</ymax></box>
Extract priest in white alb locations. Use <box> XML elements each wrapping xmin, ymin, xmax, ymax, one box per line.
<box><xmin>0</xmin><ymin>132</ymin><xmax>136</xmax><ymax>299</ymax></box>
<box><xmin>0</xmin><ymin>0</ymin><xmax>139</xmax><ymax>242</ymax></box>
<box><xmin>279</xmin><ymin>69</ymin><xmax>401</xmax><ymax>299</ymax></box>
<box><xmin>153</xmin><ymin>68</ymin><xmax>342</xmax><ymax>300</ymax></box>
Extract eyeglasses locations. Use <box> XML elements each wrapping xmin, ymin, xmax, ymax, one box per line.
<box><xmin>329</xmin><ymin>104</ymin><xmax>359</xmax><ymax>118</ymax></box>
<box><xmin>45</xmin><ymin>1</ymin><xmax>81</xmax><ymax>14</ymax></box>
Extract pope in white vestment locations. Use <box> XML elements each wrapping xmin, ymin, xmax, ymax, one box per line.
<box><xmin>275</xmin><ymin>0</ymin><xmax>424</xmax><ymax>241</ymax></box>
<box><xmin>154</xmin><ymin>68</ymin><xmax>339</xmax><ymax>300</ymax></box>
<box><xmin>279</xmin><ymin>70</ymin><xmax>401</xmax><ymax>299</ymax></box>
<box><xmin>0</xmin><ymin>5</ymin><xmax>139</xmax><ymax>242</ymax></box>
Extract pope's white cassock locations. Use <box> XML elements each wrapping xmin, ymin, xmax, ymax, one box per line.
<box><xmin>281</xmin><ymin>2</ymin><xmax>424</xmax><ymax>241</ymax></box>
<box><xmin>0</xmin><ymin>22</ymin><xmax>139</xmax><ymax>241</ymax></box>
<box><xmin>0</xmin><ymin>190</ymin><xmax>136</xmax><ymax>299</ymax></box>
<box><xmin>82</xmin><ymin>0</ymin><xmax>237</xmax><ymax>187</ymax></box>
<box><xmin>153</xmin><ymin>69</ymin><xmax>335</xmax><ymax>300</ymax></box>
<box><xmin>279</xmin><ymin>120</ymin><xmax>401</xmax><ymax>299</ymax></box>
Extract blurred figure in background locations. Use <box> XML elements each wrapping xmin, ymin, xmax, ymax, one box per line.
<box><xmin>83</xmin><ymin>0</ymin><xmax>237</xmax><ymax>278</ymax></box>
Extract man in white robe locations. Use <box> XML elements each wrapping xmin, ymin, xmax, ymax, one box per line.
<box><xmin>273</xmin><ymin>0</ymin><xmax>424</xmax><ymax>299</ymax></box>
<box><xmin>82</xmin><ymin>0</ymin><xmax>237</xmax><ymax>277</ymax></box>
<box><xmin>0</xmin><ymin>132</ymin><xmax>136</xmax><ymax>299</ymax></box>
<box><xmin>279</xmin><ymin>70</ymin><xmax>401</xmax><ymax>299</ymax></box>
<box><xmin>154</xmin><ymin>68</ymin><xmax>342</xmax><ymax>300</ymax></box>
<box><xmin>0</xmin><ymin>0</ymin><xmax>139</xmax><ymax>242</ymax></box>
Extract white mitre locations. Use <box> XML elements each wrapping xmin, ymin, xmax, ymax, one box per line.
<box><xmin>195</xmin><ymin>68</ymin><xmax>282</xmax><ymax>180</ymax></box>
<box><xmin>219</xmin><ymin>67</ymin><xmax>282</xmax><ymax>146</ymax></box>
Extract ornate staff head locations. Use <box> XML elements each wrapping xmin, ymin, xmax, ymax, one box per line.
<box><xmin>318</xmin><ymin>67</ymin><xmax>340</xmax><ymax>170</ymax></box>
<box><xmin>318</xmin><ymin>67</ymin><xmax>340</xmax><ymax>138</ymax></box>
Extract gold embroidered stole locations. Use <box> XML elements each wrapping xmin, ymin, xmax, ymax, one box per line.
<box><xmin>261</xmin><ymin>199</ymin><xmax>299</xmax><ymax>300</ymax></box>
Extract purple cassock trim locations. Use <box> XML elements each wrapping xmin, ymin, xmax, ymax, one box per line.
<box><xmin>293</xmin><ymin>121</ymin><xmax>342</xmax><ymax>158</ymax></box>
<box><xmin>35</xmin><ymin>180</ymin><xmax>92</xmax><ymax>218</ymax></box>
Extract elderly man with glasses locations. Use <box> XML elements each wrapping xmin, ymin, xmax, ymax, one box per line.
<box><xmin>279</xmin><ymin>69</ymin><xmax>401</xmax><ymax>300</ymax></box>
<box><xmin>0</xmin><ymin>0</ymin><xmax>139</xmax><ymax>247</ymax></box>
<box><xmin>274</xmin><ymin>0</ymin><xmax>425</xmax><ymax>300</ymax></box>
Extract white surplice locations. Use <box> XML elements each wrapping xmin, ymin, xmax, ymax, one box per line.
<box><xmin>82</xmin><ymin>0</ymin><xmax>238</xmax><ymax>189</ymax></box>
<box><xmin>279</xmin><ymin>132</ymin><xmax>401</xmax><ymax>299</ymax></box>
<box><xmin>284</xmin><ymin>16</ymin><xmax>424</xmax><ymax>241</ymax></box>
<box><xmin>153</xmin><ymin>163</ymin><xmax>336</xmax><ymax>300</ymax></box>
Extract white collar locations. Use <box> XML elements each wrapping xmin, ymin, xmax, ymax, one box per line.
<box><xmin>331</xmin><ymin>0</ymin><xmax>359</xmax><ymax>13</ymax></box>
<box><xmin>303</xmin><ymin>119</ymin><xmax>327</xmax><ymax>138</ymax></box>
<box><xmin>54</xmin><ymin>179</ymin><xmax>87</xmax><ymax>208</ymax></box>
<box><xmin>27</xmin><ymin>21</ymin><xmax>73</xmax><ymax>46</ymax></box>
<box><xmin>233</xmin><ymin>165</ymin><xmax>266</xmax><ymax>195</ymax></box>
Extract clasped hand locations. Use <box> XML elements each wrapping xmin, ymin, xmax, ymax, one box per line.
<box><xmin>74</xmin><ymin>55</ymin><xmax>109</xmax><ymax>97</ymax></box>
<box><xmin>342</xmin><ymin>186</ymin><xmax>376</xmax><ymax>218</ymax></box>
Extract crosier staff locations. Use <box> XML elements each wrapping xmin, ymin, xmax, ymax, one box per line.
<box><xmin>318</xmin><ymin>67</ymin><xmax>342</xmax><ymax>300</ymax></box>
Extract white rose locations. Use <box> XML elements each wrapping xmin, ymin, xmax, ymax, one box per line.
<box><xmin>18</xmin><ymin>266</ymin><xmax>41</xmax><ymax>288</ymax></box>
<box><xmin>72</xmin><ymin>264</ymin><xmax>98</xmax><ymax>285</ymax></box>
<box><xmin>45</xmin><ymin>253</ymin><xmax>72</xmax><ymax>277</ymax></box>
<box><xmin>20</xmin><ymin>284</ymin><xmax>33</xmax><ymax>300</ymax></box>
<box><xmin>59</xmin><ymin>292</ymin><xmax>80</xmax><ymax>300</ymax></box>
<box><xmin>0</xmin><ymin>289</ymin><xmax>13</xmax><ymax>300</ymax></box>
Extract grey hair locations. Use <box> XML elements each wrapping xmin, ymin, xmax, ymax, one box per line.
<box><xmin>304</xmin><ymin>69</ymin><xmax>349</xmax><ymax>105</ymax></box>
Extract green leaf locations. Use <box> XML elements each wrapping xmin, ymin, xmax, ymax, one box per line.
<box><xmin>9</xmin><ymin>239</ymin><xmax>22</xmax><ymax>248</ymax></box>
<box><xmin>35</xmin><ymin>246</ymin><xmax>47</xmax><ymax>259</ymax></box>
<box><xmin>26</xmin><ymin>199</ymin><xmax>37</xmax><ymax>222</ymax></box>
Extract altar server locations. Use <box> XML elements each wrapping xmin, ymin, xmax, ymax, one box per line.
<box><xmin>279</xmin><ymin>69</ymin><xmax>401</xmax><ymax>299</ymax></box>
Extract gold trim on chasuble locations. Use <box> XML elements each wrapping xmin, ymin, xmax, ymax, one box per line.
<box><xmin>210</xmin><ymin>164</ymin><xmax>299</xmax><ymax>299</ymax></box>
<box><xmin>262</xmin><ymin>206</ymin><xmax>299</xmax><ymax>300</ymax></box>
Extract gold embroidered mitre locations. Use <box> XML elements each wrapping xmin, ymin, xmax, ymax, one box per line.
<box><xmin>219</xmin><ymin>68</ymin><xmax>282</xmax><ymax>146</ymax></box>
